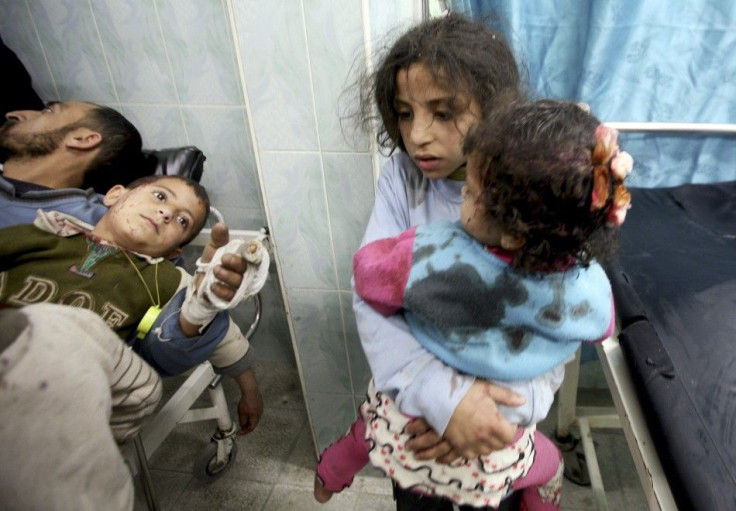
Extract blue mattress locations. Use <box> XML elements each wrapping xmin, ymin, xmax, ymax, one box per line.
<box><xmin>606</xmin><ymin>180</ymin><xmax>736</xmax><ymax>510</ymax></box>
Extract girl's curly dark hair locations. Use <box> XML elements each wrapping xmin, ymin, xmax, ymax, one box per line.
<box><xmin>465</xmin><ymin>99</ymin><xmax>620</xmax><ymax>272</ymax></box>
<box><xmin>355</xmin><ymin>13</ymin><xmax>525</xmax><ymax>153</ymax></box>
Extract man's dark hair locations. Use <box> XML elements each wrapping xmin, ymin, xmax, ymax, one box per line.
<box><xmin>77</xmin><ymin>104</ymin><xmax>148</xmax><ymax>193</ymax></box>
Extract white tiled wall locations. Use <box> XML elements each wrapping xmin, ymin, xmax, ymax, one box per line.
<box><xmin>0</xmin><ymin>0</ymin><xmax>417</xmax><ymax>453</ymax></box>
<box><xmin>232</xmin><ymin>0</ymin><xmax>376</xmax><ymax>451</ymax></box>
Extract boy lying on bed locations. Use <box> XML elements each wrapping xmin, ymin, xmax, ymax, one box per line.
<box><xmin>0</xmin><ymin>174</ymin><xmax>269</xmax><ymax>391</ymax></box>
<box><xmin>1</xmin><ymin>99</ymin><xmax>268</xmax><ymax>434</ymax></box>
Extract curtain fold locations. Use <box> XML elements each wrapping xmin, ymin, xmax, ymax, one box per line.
<box><xmin>452</xmin><ymin>0</ymin><xmax>736</xmax><ymax>186</ymax></box>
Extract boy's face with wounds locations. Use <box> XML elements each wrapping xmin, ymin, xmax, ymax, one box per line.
<box><xmin>95</xmin><ymin>177</ymin><xmax>207</xmax><ymax>258</ymax></box>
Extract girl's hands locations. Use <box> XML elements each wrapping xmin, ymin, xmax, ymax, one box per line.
<box><xmin>443</xmin><ymin>381</ymin><xmax>524</xmax><ymax>458</ymax></box>
<box><xmin>405</xmin><ymin>381</ymin><xmax>525</xmax><ymax>462</ymax></box>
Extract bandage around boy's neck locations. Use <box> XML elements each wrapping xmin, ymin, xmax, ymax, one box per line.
<box><xmin>181</xmin><ymin>238</ymin><xmax>270</xmax><ymax>328</ymax></box>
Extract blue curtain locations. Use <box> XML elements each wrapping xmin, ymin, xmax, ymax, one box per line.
<box><xmin>451</xmin><ymin>0</ymin><xmax>736</xmax><ymax>187</ymax></box>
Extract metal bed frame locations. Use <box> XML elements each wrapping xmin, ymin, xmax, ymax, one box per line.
<box><xmin>555</xmin><ymin>121</ymin><xmax>736</xmax><ymax>511</ymax></box>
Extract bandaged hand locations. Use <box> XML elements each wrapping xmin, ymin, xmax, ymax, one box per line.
<box><xmin>181</xmin><ymin>223</ymin><xmax>269</xmax><ymax>330</ymax></box>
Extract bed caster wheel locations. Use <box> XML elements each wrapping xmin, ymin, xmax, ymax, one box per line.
<box><xmin>193</xmin><ymin>436</ymin><xmax>238</xmax><ymax>481</ymax></box>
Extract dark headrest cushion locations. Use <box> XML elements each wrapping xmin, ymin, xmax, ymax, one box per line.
<box><xmin>142</xmin><ymin>146</ymin><xmax>206</xmax><ymax>183</ymax></box>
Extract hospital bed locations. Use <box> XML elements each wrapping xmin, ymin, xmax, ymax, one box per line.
<box><xmin>124</xmin><ymin>147</ymin><xmax>268</xmax><ymax>510</ymax></box>
<box><xmin>555</xmin><ymin>122</ymin><xmax>736</xmax><ymax>511</ymax></box>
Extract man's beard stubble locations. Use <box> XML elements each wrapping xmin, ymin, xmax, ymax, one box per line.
<box><xmin>0</xmin><ymin>121</ymin><xmax>69</xmax><ymax>160</ymax></box>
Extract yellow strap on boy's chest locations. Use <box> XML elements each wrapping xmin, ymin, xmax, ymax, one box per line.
<box><xmin>136</xmin><ymin>305</ymin><xmax>162</xmax><ymax>339</ymax></box>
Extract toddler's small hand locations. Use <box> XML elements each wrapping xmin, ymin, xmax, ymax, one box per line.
<box><xmin>404</xmin><ymin>418</ymin><xmax>458</xmax><ymax>463</ymax></box>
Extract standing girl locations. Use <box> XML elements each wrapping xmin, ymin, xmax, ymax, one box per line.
<box><xmin>315</xmin><ymin>99</ymin><xmax>630</xmax><ymax>510</ymax></box>
<box><xmin>317</xmin><ymin>14</ymin><xmax>568</xmax><ymax>511</ymax></box>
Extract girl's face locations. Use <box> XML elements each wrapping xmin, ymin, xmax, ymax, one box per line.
<box><xmin>394</xmin><ymin>63</ymin><xmax>481</xmax><ymax>179</ymax></box>
<box><xmin>461</xmin><ymin>159</ymin><xmax>503</xmax><ymax>247</ymax></box>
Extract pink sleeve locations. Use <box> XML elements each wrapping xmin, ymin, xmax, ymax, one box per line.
<box><xmin>585</xmin><ymin>293</ymin><xmax>616</xmax><ymax>344</ymax></box>
<box><xmin>353</xmin><ymin>227</ymin><xmax>417</xmax><ymax>316</ymax></box>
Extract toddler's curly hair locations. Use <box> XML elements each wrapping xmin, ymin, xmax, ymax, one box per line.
<box><xmin>465</xmin><ymin>99</ymin><xmax>621</xmax><ymax>272</ymax></box>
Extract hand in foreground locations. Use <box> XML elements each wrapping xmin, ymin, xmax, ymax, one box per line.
<box><xmin>200</xmin><ymin>222</ymin><xmax>247</xmax><ymax>302</ymax></box>
<box><xmin>180</xmin><ymin>222</ymin><xmax>249</xmax><ymax>336</ymax></box>
<box><xmin>234</xmin><ymin>368</ymin><xmax>263</xmax><ymax>435</ymax></box>
<box><xmin>442</xmin><ymin>381</ymin><xmax>525</xmax><ymax>459</ymax></box>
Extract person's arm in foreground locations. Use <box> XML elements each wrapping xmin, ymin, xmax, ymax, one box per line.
<box><xmin>0</xmin><ymin>304</ymin><xmax>150</xmax><ymax>510</ymax></box>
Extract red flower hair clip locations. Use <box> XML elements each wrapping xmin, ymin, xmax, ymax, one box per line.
<box><xmin>590</xmin><ymin>124</ymin><xmax>633</xmax><ymax>227</ymax></box>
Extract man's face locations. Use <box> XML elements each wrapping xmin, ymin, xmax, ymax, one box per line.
<box><xmin>100</xmin><ymin>177</ymin><xmax>208</xmax><ymax>258</ymax></box>
<box><xmin>0</xmin><ymin>102</ymin><xmax>94</xmax><ymax>159</ymax></box>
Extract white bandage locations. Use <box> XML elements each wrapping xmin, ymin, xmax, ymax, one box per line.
<box><xmin>181</xmin><ymin>238</ymin><xmax>270</xmax><ymax>328</ymax></box>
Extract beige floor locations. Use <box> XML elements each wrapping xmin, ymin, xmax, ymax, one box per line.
<box><xmin>136</xmin><ymin>359</ymin><xmax>649</xmax><ymax>511</ymax></box>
